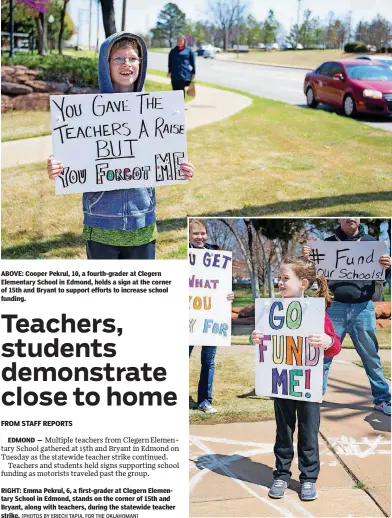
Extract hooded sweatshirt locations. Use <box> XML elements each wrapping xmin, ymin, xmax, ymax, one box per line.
<box><xmin>325</xmin><ymin>224</ymin><xmax>389</xmax><ymax>303</ymax></box>
<box><xmin>82</xmin><ymin>32</ymin><xmax>156</xmax><ymax>232</ymax></box>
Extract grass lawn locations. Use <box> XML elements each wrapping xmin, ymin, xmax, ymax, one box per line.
<box><xmin>1</xmin><ymin>79</ymin><xmax>177</xmax><ymax>142</ymax></box>
<box><xmin>342</xmin><ymin>327</ymin><xmax>391</xmax><ymax>349</ymax></box>
<box><xmin>149</xmin><ymin>48</ymin><xmax>170</xmax><ymax>53</ymax></box>
<box><xmin>190</xmin><ymin>345</ymin><xmax>274</xmax><ymax>424</ymax></box>
<box><xmin>2</xmin><ymin>111</ymin><xmax>51</xmax><ymax>142</ymax></box>
<box><xmin>219</xmin><ymin>49</ymin><xmax>358</xmax><ymax>69</ymax></box>
<box><xmin>232</xmin><ymin>292</ymin><xmax>254</xmax><ymax>308</ymax></box>
<box><xmin>355</xmin><ymin>360</ymin><xmax>391</xmax><ymax>379</ymax></box>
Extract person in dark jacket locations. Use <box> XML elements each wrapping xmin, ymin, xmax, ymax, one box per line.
<box><xmin>303</xmin><ymin>218</ymin><xmax>391</xmax><ymax>415</ymax></box>
<box><xmin>189</xmin><ymin>219</ymin><xmax>234</xmax><ymax>413</ymax></box>
<box><xmin>168</xmin><ymin>35</ymin><xmax>195</xmax><ymax>96</ymax></box>
<box><xmin>47</xmin><ymin>32</ymin><xmax>194</xmax><ymax>260</ymax></box>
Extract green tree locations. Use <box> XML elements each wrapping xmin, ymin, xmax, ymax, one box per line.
<box><xmin>1</xmin><ymin>2</ymin><xmax>35</xmax><ymax>33</ymax></box>
<box><xmin>244</xmin><ymin>14</ymin><xmax>262</xmax><ymax>47</ymax></box>
<box><xmin>152</xmin><ymin>3</ymin><xmax>186</xmax><ymax>47</ymax></box>
<box><xmin>260</xmin><ymin>9</ymin><xmax>279</xmax><ymax>48</ymax></box>
<box><xmin>184</xmin><ymin>20</ymin><xmax>206</xmax><ymax>46</ymax></box>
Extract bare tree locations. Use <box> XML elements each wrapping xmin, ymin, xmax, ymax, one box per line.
<box><xmin>206</xmin><ymin>219</ymin><xmax>237</xmax><ymax>252</ymax></box>
<box><xmin>219</xmin><ymin>219</ymin><xmax>261</xmax><ymax>298</ymax></box>
<box><xmin>208</xmin><ymin>0</ymin><xmax>246</xmax><ymax>50</ymax></box>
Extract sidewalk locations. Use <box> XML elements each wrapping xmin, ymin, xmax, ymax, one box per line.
<box><xmin>1</xmin><ymin>75</ymin><xmax>251</xmax><ymax>169</ymax></box>
<box><xmin>190</xmin><ymin>352</ymin><xmax>391</xmax><ymax>517</ymax></box>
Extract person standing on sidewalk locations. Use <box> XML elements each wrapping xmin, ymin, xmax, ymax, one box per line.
<box><xmin>303</xmin><ymin>218</ymin><xmax>391</xmax><ymax>416</ymax></box>
<box><xmin>168</xmin><ymin>35</ymin><xmax>195</xmax><ymax>97</ymax></box>
<box><xmin>189</xmin><ymin>219</ymin><xmax>234</xmax><ymax>414</ymax></box>
<box><xmin>47</xmin><ymin>32</ymin><xmax>195</xmax><ymax>260</ymax></box>
<box><xmin>251</xmin><ymin>256</ymin><xmax>341</xmax><ymax>501</ymax></box>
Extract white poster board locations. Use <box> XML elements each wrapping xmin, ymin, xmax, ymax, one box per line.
<box><xmin>307</xmin><ymin>241</ymin><xmax>386</xmax><ymax>280</ymax></box>
<box><xmin>50</xmin><ymin>90</ymin><xmax>187</xmax><ymax>194</ymax></box>
<box><xmin>189</xmin><ymin>249</ymin><xmax>233</xmax><ymax>347</ymax></box>
<box><xmin>255</xmin><ymin>298</ymin><xmax>325</xmax><ymax>403</ymax></box>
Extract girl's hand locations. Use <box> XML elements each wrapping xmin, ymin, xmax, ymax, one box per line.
<box><xmin>180</xmin><ymin>162</ymin><xmax>194</xmax><ymax>180</ymax></box>
<box><xmin>227</xmin><ymin>292</ymin><xmax>234</xmax><ymax>302</ymax></box>
<box><xmin>308</xmin><ymin>333</ymin><xmax>333</xmax><ymax>349</ymax></box>
<box><xmin>379</xmin><ymin>255</ymin><xmax>391</xmax><ymax>269</ymax></box>
<box><xmin>47</xmin><ymin>156</ymin><xmax>64</xmax><ymax>180</ymax></box>
<box><xmin>302</xmin><ymin>245</ymin><xmax>311</xmax><ymax>257</ymax></box>
<box><xmin>251</xmin><ymin>331</ymin><xmax>264</xmax><ymax>345</ymax></box>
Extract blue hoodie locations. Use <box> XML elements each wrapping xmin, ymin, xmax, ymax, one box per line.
<box><xmin>83</xmin><ymin>32</ymin><xmax>156</xmax><ymax>231</ymax></box>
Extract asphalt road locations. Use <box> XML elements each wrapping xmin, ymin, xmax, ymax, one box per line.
<box><xmin>149</xmin><ymin>52</ymin><xmax>392</xmax><ymax>133</ymax></box>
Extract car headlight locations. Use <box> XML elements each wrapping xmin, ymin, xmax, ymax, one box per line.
<box><xmin>363</xmin><ymin>89</ymin><xmax>383</xmax><ymax>99</ymax></box>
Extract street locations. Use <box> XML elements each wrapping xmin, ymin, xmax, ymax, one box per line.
<box><xmin>149</xmin><ymin>52</ymin><xmax>392</xmax><ymax>133</ymax></box>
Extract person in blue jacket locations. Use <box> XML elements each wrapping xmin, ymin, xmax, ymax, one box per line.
<box><xmin>47</xmin><ymin>32</ymin><xmax>194</xmax><ymax>260</ymax></box>
<box><xmin>168</xmin><ymin>35</ymin><xmax>196</xmax><ymax>96</ymax></box>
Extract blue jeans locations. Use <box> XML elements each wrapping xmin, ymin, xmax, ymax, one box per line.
<box><xmin>324</xmin><ymin>300</ymin><xmax>390</xmax><ymax>404</ymax></box>
<box><xmin>189</xmin><ymin>346</ymin><xmax>217</xmax><ymax>406</ymax></box>
<box><xmin>86</xmin><ymin>240</ymin><xmax>155</xmax><ymax>259</ymax></box>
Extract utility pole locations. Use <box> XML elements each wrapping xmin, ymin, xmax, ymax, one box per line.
<box><xmin>96</xmin><ymin>0</ymin><xmax>100</xmax><ymax>53</ymax></box>
<box><xmin>121</xmin><ymin>0</ymin><xmax>127</xmax><ymax>31</ymax></box>
<box><xmin>296</xmin><ymin>0</ymin><xmax>302</xmax><ymax>48</ymax></box>
<box><xmin>236</xmin><ymin>0</ymin><xmax>240</xmax><ymax>59</ymax></box>
<box><xmin>88</xmin><ymin>0</ymin><xmax>92</xmax><ymax>51</ymax></box>
<box><xmin>9</xmin><ymin>0</ymin><xmax>15</xmax><ymax>58</ymax></box>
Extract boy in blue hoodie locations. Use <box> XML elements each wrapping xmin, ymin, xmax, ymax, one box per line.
<box><xmin>48</xmin><ymin>32</ymin><xmax>194</xmax><ymax>260</ymax></box>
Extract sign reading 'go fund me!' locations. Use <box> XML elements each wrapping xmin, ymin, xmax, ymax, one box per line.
<box><xmin>255</xmin><ymin>298</ymin><xmax>325</xmax><ymax>403</ymax></box>
<box><xmin>50</xmin><ymin>91</ymin><xmax>187</xmax><ymax>194</ymax></box>
<box><xmin>307</xmin><ymin>241</ymin><xmax>387</xmax><ymax>280</ymax></box>
<box><xmin>189</xmin><ymin>249</ymin><xmax>233</xmax><ymax>347</ymax></box>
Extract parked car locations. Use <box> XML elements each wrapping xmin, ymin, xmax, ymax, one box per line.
<box><xmin>356</xmin><ymin>55</ymin><xmax>392</xmax><ymax>69</ymax></box>
<box><xmin>196</xmin><ymin>44</ymin><xmax>215</xmax><ymax>58</ymax></box>
<box><xmin>304</xmin><ymin>59</ymin><xmax>392</xmax><ymax>117</ymax></box>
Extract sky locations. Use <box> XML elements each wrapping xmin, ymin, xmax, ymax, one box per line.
<box><xmin>68</xmin><ymin>0</ymin><xmax>392</xmax><ymax>48</ymax></box>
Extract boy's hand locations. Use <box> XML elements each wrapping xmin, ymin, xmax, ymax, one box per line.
<box><xmin>47</xmin><ymin>156</ymin><xmax>64</xmax><ymax>180</ymax></box>
<box><xmin>302</xmin><ymin>245</ymin><xmax>311</xmax><ymax>257</ymax></box>
<box><xmin>227</xmin><ymin>292</ymin><xmax>234</xmax><ymax>302</ymax></box>
<box><xmin>180</xmin><ymin>162</ymin><xmax>194</xmax><ymax>180</ymax></box>
<box><xmin>379</xmin><ymin>255</ymin><xmax>391</xmax><ymax>269</ymax></box>
<box><xmin>251</xmin><ymin>331</ymin><xmax>263</xmax><ymax>345</ymax></box>
<box><xmin>308</xmin><ymin>333</ymin><xmax>333</xmax><ymax>349</ymax></box>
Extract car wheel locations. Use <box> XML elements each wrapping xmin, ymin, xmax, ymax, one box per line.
<box><xmin>306</xmin><ymin>87</ymin><xmax>318</xmax><ymax>108</ymax></box>
<box><xmin>343</xmin><ymin>94</ymin><xmax>357</xmax><ymax>117</ymax></box>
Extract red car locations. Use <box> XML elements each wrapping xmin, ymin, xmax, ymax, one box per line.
<box><xmin>304</xmin><ymin>59</ymin><xmax>392</xmax><ymax>117</ymax></box>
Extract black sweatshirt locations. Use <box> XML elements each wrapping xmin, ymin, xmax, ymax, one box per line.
<box><xmin>325</xmin><ymin>224</ymin><xmax>390</xmax><ymax>304</ymax></box>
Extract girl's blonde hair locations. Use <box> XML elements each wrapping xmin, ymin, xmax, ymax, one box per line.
<box><xmin>189</xmin><ymin>219</ymin><xmax>208</xmax><ymax>235</ymax></box>
<box><xmin>281</xmin><ymin>256</ymin><xmax>332</xmax><ymax>308</ymax></box>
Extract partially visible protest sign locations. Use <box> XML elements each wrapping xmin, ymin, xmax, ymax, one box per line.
<box><xmin>50</xmin><ymin>91</ymin><xmax>187</xmax><ymax>194</ymax></box>
<box><xmin>255</xmin><ymin>298</ymin><xmax>325</xmax><ymax>403</ymax></box>
<box><xmin>189</xmin><ymin>249</ymin><xmax>233</xmax><ymax>346</ymax></box>
<box><xmin>307</xmin><ymin>241</ymin><xmax>387</xmax><ymax>280</ymax></box>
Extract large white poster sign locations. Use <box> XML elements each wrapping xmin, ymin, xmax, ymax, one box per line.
<box><xmin>307</xmin><ymin>241</ymin><xmax>386</xmax><ymax>280</ymax></box>
<box><xmin>255</xmin><ymin>298</ymin><xmax>325</xmax><ymax>403</ymax></box>
<box><xmin>50</xmin><ymin>90</ymin><xmax>187</xmax><ymax>194</ymax></box>
<box><xmin>189</xmin><ymin>249</ymin><xmax>233</xmax><ymax>347</ymax></box>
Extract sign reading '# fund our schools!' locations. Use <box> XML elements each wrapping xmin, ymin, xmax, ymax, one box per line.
<box><xmin>50</xmin><ymin>91</ymin><xmax>187</xmax><ymax>194</ymax></box>
<box><xmin>189</xmin><ymin>249</ymin><xmax>233</xmax><ymax>347</ymax></box>
<box><xmin>307</xmin><ymin>241</ymin><xmax>387</xmax><ymax>280</ymax></box>
<box><xmin>255</xmin><ymin>298</ymin><xmax>325</xmax><ymax>403</ymax></box>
